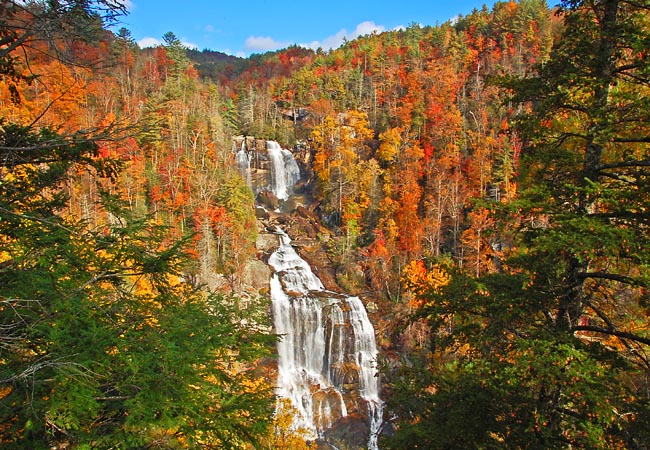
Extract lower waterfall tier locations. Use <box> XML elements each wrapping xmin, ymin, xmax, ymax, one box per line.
<box><xmin>269</xmin><ymin>229</ymin><xmax>383</xmax><ymax>449</ymax></box>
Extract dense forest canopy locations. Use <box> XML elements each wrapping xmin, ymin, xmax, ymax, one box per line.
<box><xmin>0</xmin><ymin>0</ymin><xmax>648</xmax><ymax>448</ymax></box>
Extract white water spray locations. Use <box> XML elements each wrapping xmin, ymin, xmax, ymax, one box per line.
<box><xmin>235</xmin><ymin>141</ymin><xmax>252</xmax><ymax>187</ymax></box>
<box><xmin>266</xmin><ymin>141</ymin><xmax>300</xmax><ymax>200</ymax></box>
<box><xmin>269</xmin><ymin>230</ymin><xmax>383</xmax><ymax>448</ymax></box>
<box><xmin>257</xmin><ymin>140</ymin><xmax>383</xmax><ymax>448</ymax></box>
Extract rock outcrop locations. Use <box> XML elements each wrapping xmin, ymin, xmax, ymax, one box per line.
<box><xmin>256</xmin><ymin>203</ymin><xmax>339</xmax><ymax>291</ymax></box>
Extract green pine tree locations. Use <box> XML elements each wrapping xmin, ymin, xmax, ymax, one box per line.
<box><xmin>384</xmin><ymin>1</ymin><xmax>650</xmax><ymax>448</ymax></box>
<box><xmin>0</xmin><ymin>3</ymin><xmax>275</xmax><ymax>448</ymax></box>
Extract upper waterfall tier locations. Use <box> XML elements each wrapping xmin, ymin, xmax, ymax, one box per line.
<box><xmin>234</xmin><ymin>138</ymin><xmax>301</xmax><ymax>201</ymax></box>
<box><xmin>267</xmin><ymin>141</ymin><xmax>301</xmax><ymax>200</ymax></box>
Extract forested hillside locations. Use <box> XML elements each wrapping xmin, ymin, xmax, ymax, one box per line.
<box><xmin>1</xmin><ymin>0</ymin><xmax>649</xmax><ymax>449</ymax></box>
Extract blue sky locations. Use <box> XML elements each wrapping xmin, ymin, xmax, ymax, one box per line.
<box><xmin>115</xmin><ymin>1</ymin><xmax>498</xmax><ymax>57</ymax></box>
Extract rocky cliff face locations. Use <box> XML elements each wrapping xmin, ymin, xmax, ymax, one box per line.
<box><xmin>237</xmin><ymin>136</ymin><xmax>340</xmax><ymax>293</ymax></box>
<box><xmin>234</xmin><ymin>136</ymin><xmax>302</xmax><ymax>202</ymax></box>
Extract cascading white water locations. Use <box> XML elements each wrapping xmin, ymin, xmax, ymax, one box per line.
<box><xmin>235</xmin><ymin>140</ymin><xmax>252</xmax><ymax>186</ymax></box>
<box><xmin>260</xmin><ymin>141</ymin><xmax>382</xmax><ymax>448</ymax></box>
<box><xmin>266</xmin><ymin>141</ymin><xmax>300</xmax><ymax>200</ymax></box>
<box><xmin>269</xmin><ymin>230</ymin><xmax>383</xmax><ymax>449</ymax></box>
<box><xmin>350</xmin><ymin>299</ymin><xmax>384</xmax><ymax>450</ymax></box>
<box><xmin>282</xmin><ymin>147</ymin><xmax>301</xmax><ymax>189</ymax></box>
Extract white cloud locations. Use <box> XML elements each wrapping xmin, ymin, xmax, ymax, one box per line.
<box><xmin>353</xmin><ymin>21</ymin><xmax>385</xmax><ymax>38</ymax></box>
<box><xmin>318</xmin><ymin>29</ymin><xmax>348</xmax><ymax>51</ymax></box>
<box><xmin>138</xmin><ymin>36</ymin><xmax>162</xmax><ymax>48</ymax></box>
<box><xmin>245</xmin><ymin>36</ymin><xmax>291</xmax><ymax>52</ymax></box>
<box><xmin>182</xmin><ymin>40</ymin><xmax>199</xmax><ymax>50</ymax></box>
<box><xmin>303</xmin><ymin>20</ymin><xmax>385</xmax><ymax>51</ymax></box>
<box><xmin>241</xmin><ymin>20</ymin><xmax>386</xmax><ymax>55</ymax></box>
<box><xmin>122</xmin><ymin>0</ymin><xmax>135</xmax><ymax>11</ymax></box>
<box><xmin>137</xmin><ymin>36</ymin><xmax>198</xmax><ymax>50</ymax></box>
<box><xmin>223</xmin><ymin>48</ymin><xmax>247</xmax><ymax>58</ymax></box>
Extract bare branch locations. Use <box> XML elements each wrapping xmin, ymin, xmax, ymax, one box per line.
<box><xmin>577</xmin><ymin>271</ymin><xmax>647</xmax><ymax>287</ymax></box>
<box><xmin>571</xmin><ymin>325</ymin><xmax>650</xmax><ymax>346</ymax></box>
<box><xmin>0</xmin><ymin>356</ymin><xmax>92</xmax><ymax>384</ymax></box>
<box><xmin>611</xmin><ymin>137</ymin><xmax>650</xmax><ymax>144</ymax></box>
<box><xmin>597</xmin><ymin>159</ymin><xmax>650</xmax><ymax>170</ymax></box>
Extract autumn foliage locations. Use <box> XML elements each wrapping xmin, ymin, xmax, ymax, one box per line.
<box><xmin>3</xmin><ymin>0</ymin><xmax>649</xmax><ymax>448</ymax></box>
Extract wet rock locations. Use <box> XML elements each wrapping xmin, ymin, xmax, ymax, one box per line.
<box><xmin>313</xmin><ymin>387</ymin><xmax>346</xmax><ymax>430</ymax></box>
<box><xmin>257</xmin><ymin>190</ymin><xmax>279</xmax><ymax>210</ymax></box>
<box><xmin>255</xmin><ymin>206</ymin><xmax>269</xmax><ymax>219</ymax></box>
<box><xmin>330</xmin><ymin>361</ymin><xmax>361</xmax><ymax>386</ymax></box>
<box><xmin>276</xmin><ymin>214</ymin><xmax>291</xmax><ymax>225</ymax></box>
<box><xmin>323</xmin><ymin>414</ymin><xmax>369</xmax><ymax>450</ymax></box>
<box><xmin>293</xmin><ymin>178</ymin><xmax>308</xmax><ymax>193</ymax></box>
<box><xmin>298</xmin><ymin>250</ymin><xmax>338</xmax><ymax>291</ymax></box>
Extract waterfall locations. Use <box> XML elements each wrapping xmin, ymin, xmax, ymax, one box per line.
<box><xmin>282</xmin><ymin>147</ymin><xmax>301</xmax><ymax>190</ymax></box>
<box><xmin>235</xmin><ymin>140</ymin><xmax>252</xmax><ymax>186</ymax></box>
<box><xmin>266</xmin><ymin>141</ymin><xmax>300</xmax><ymax>200</ymax></box>
<box><xmin>262</xmin><ymin>139</ymin><xmax>383</xmax><ymax>447</ymax></box>
<box><xmin>269</xmin><ymin>230</ymin><xmax>383</xmax><ymax>449</ymax></box>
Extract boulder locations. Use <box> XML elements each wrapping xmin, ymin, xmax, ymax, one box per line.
<box><xmin>255</xmin><ymin>206</ymin><xmax>269</xmax><ymax>219</ymax></box>
<box><xmin>323</xmin><ymin>414</ymin><xmax>369</xmax><ymax>450</ymax></box>
<box><xmin>257</xmin><ymin>190</ymin><xmax>280</xmax><ymax>210</ymax></box>
<box><xmin>296</xmin><ymin>204</ymin><xmax>317</xmax><ymax>220</ymax></box>
<box><xmin>256</xmin><ymin>233</ymin><xmax>280</xmax><ymax>255</ymax></box>
<box><xmin>240</xmin><ymin>259</ymin><xmax>271</xmax><ymax>291</ymax></box>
